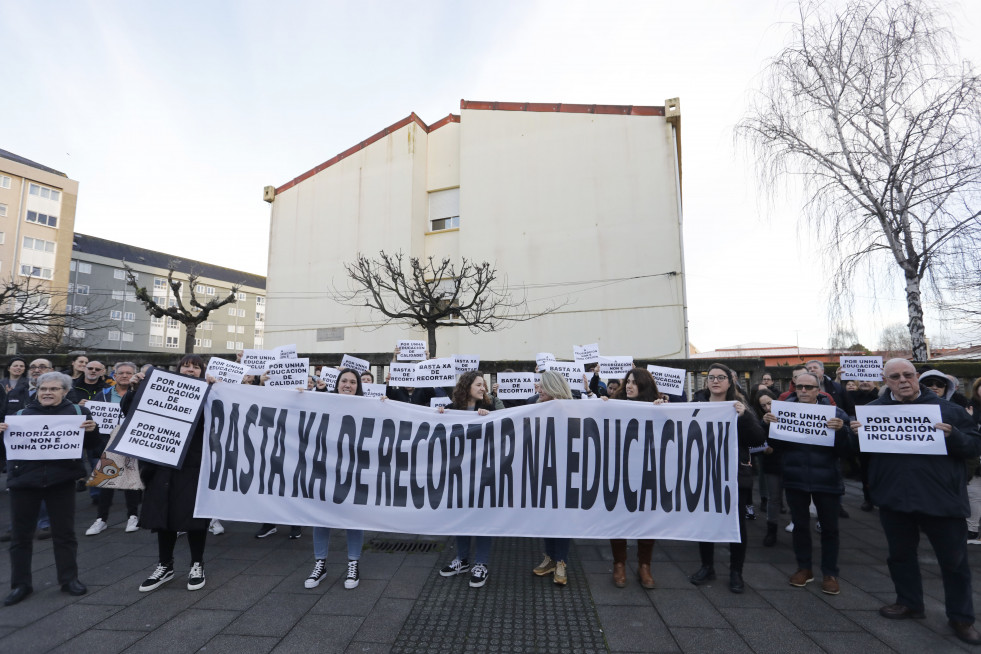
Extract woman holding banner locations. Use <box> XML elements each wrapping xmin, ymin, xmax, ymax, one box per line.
<box><xmin>305</xmin><ymin>369</ymin><xmax>366</xmax><ymax>591</ymax></box>
<box><xmin>530</xmin><ymin>371</ymin><xmax>575</xmax><ymax>586</ymax></box>
<box><xmin>438</xmin><ymin>370</ymin><xmax>498</xmax><ymax>588</ymax></box>
<box><xmin>134</xmin><ymin>355</ymin><xmax>211</xmax><ymax>593</ymax></box>
<box><xmin>687</xmin><ymin>363</ymin><xmax>765</xmax><ymax>593</ymax></box>
<box><xmin>605</xmin><ymin>367</ymin><xmax>664</xmax><ymax>589</ymax></box>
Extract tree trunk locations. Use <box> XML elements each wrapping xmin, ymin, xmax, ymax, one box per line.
<box><xmin>184</xmin><ymin>322</ymin><xmax>197</xmax><ymax>354</ymax></box>
<box><xmin>904</xmin><ymin>272</ymin><xmax>928</xmax><ymax>362</ymax></box>
<box><xmin>427</xmin><ymin>325</ymin><xmax>437</xmax><ymax>358</ymax></box>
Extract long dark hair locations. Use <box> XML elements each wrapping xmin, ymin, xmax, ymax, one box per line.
<box><xmin>333</xmin><ymin>368</ymin><xmax>364</xmax><ymax>396</ymax></box>
<box><xmin>452</xmin><ymin>370</ymin><xmax>491</xmax><ymax>409</ymax></box>
<box><xmin>752</xmin><ymin>387</ymin><xmax>777</xmax><ymax>419</ymax></box>
<box><xmin>705</xmin><ymin>362</ymin><xmax>748</xmax><ymax>404</ymax></box>
<box><xmin>178</xmin><ymin>354</ymin><xmax>205</xmax><ymax>378</ymax></box>
<box><xmin>612</xmin><ymin>368</ymin><xmax>659</xmax><ymax>402</ymax></box>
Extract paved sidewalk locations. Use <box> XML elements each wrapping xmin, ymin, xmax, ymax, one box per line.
<box><xmin>1</xmin><ymin>480</ymin><xmax>979</xmax><ymax>653</ymax></box>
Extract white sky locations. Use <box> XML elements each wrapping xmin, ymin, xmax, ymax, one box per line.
<box><xmin>3</xmin><ymin>0</ymin><xmax>980</xmax><ymax>353</ymax></box>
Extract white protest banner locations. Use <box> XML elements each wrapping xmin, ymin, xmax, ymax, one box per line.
<box><xmin>318</xmin><ymin>367</ymin><xmax>339</xmax><ymax>392</ymax></box>
<box><xmin>242</xmin><ymin>349</ymin><xmax>277</xmax><ymax>375</ymax></box>
<box><xmin>397</xmin><ymin>340</ymin><xmax>426</xmax><ymax>361</ymax></box>
<box><xmin>768</xmin><ymin>400</ymin><xmax>836</xmax><ymax>447</ymax></box>
<box><xmin>3</xmin><ymin>415</ymin><xmax>85</xmax><ymax>461</ymax></box>
<box><xmin>573</xmin><ymin>343</ymin><xmax>600</xmax><ymax>365</ymax></box>
<box><xmin>362</xmin><ymin>383</ymin><xmax>387</xmax><ymax>399</ymax></box>
<box><xmin>856</xmin><ymin>404</ymin><xmax>946</xmax><ymax>455</ymax></box>
<box><xmin>430</xmin><ymin>396</ymin><xmax>452</xmax><ymax>409</ymax></box>
<box><xmin>340</xmin><ymin>354</ymin><xmax>370</xmax><ymax>375</ymax></box>
<box><xmin>542</xmin><ymin>361</ymin><xmax>586</xmax><ymax>392</ymax></box>
<box><xmin>453</xmin><ymin>355</ymin><xmax>480</xmax><ymax>374</ymax></box>
<box><xmin>388</xmin><ymin>363</ymin><xmax>417</xmax><ymax>388</ymax></box>
<box><xmin>496</xmin><ymin>373</ymin><xmax>537</xmax><ymax>399</ymax></box>
<box><xmin>85</xmin><ymin>400</ymin><xmax>124</xmax><ymax>433</ymax></box>
<box><xmin>266</xmin><ymin>358</ymin><xmax>310</xmax><ymax>388</ymax></box>
<box><xmin>197</xmin><ymin>384</ymin><xmax>741</xmax><ymax>541</ymax></box>
<box><xmin>109</xmin><ymin>368</ymin><xmax>209</xmax><ymax>468</ymax></box>
<box><xmin>535</xmin><ymin>353</ymin><xmax>556</xmax><ymax>369</ymax></box>
<box><xmin>414</xmin><ymin>358</ymin><xmax>456</xmax><ymax>388</ymax></box>
<box><xmin>839</xmin><ymin>356</ymin><xmax>883</xmax><ymax>381</ymax></box>
<box><xmin>599</xmin><ymin>356</ymin><xmax>634</xmax><ymax>378</ymax></box>
<box><xmin>274</xmin><ymin>344</ymin><xmax>298</xmax><ymax>359</ymax></box>
<box><xmin>647</xmin><ymin>365</ymin><xmax>687</xmax><ymax>396</ymax></box>
<box><xmin>205</xmin><ymin>358</ymin><xmax>247</xmax><ymax>384</ymax></box>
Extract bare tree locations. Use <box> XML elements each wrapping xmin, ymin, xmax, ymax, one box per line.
<box><xmin>739</xmin><ymin>0</ymin><xmax>981</xmax><ymax>361</ymax></box>
<box><xmin>0</xmin><ymin>275</ymin><xmax>115</xmax><ymax>351</ymax></box>
<box><xmin>334</xmin><ymin>251</ymin><xmax>563</xmax><ymax>356</ymax></box>
<box><xmin>125</xmin><ymin>262</ymin><xmax>240</xmax><ymax>354</ymax></box>
<box><xmin>878</xmin><ymin>322</ymin><xmax>914</xmax><ymax>358</ymax></box>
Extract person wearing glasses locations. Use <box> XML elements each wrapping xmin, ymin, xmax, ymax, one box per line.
<box><xmin>851</xmin><ymin>359</ymin><xmax>981</xmax><ymax>645</ymax></box>
<box><xmin>66</xmin><ymin>361</ymin><xmax>112</xmax><ymax>505</ymax></box>
<box><xmin>762</xmin><ymin>372</ymin><xmax>855</xmax><ymax>596</ymax></box>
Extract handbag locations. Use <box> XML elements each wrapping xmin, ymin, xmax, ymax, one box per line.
<box><xmin>85</xmin><ymin>425</ymin><xmax>145</xmax><ymax>490</ymax></box>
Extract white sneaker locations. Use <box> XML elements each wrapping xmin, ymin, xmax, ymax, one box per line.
<box><xmin>344</xmin><ymin>559</ymin><xmax>360</xmax><ymax>589</ymax></box>
<box><xmin>187</xmin><ymin>562</ymin><xmax>206</xmax><ymax>591</ymax></box>
<box><xmin>305</xmin><ymin>559</ymin><xmax>327</xmax><ymax>589</ymax></box>
<box><xmin>785</xmin><ymin>522</ymin><xmax>795</xmax><ymax>533</ymax></box>
<box><xmin>208</xmin><ymin>519</ymin><xmax>224</xmax><ymax>535</ymax></box>
<box><xmin>125</xmin><ymin>515</ymin><xmax>140</xmax><ymax>533</ymax></box>
<box><xmin>85</xmin><ymin>518</ymin><xmax>108</xmax><ymax>536</ymax></box>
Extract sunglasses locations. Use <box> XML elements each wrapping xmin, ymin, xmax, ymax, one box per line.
<box><xmin>796</xmin><ymin>384</ymin><xmax>819</xmax><ymax>391</ymax></box>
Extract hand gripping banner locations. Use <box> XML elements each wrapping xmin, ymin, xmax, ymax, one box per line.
<box><xmin>195</xmin><ymin>384</ymin><xmax>740</xmax><ymax>542</ymax></box>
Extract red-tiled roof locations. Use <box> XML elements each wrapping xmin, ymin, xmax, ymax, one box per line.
<box><xmin>274</xmin><ymin>100</ymin><xmax>665</xmax><ymax>195</ymax></box>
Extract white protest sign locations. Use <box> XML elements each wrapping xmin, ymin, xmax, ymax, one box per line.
<box><xmin>397</xmin><ymin>340</ymin><xmax>426</xmax><ymax>361</ymax></box>
<box><xmin>274</xmin><ymin>344</ymin><xmax>298</xmax><ymax>359</ymax></box>
<box><xmin>205</xmin><ymin>358</ymin><xmax>247</xmax><ymax>384</ymax></box>
<box><xmin>414</xmin><ymin>358</ymin><xmax>456</xmax><ymax>388</ymax></box>
<box><xmin>340</xmin><ymin>354</ymin><xmax>370</xmax><ymax>375</ymax></box>
<box><xmin>599</xmin><ymin>356</ymin><xmax>634</xmax><ymax>378</ymax></box>
<box><xmin>769</xmin><ymin>400</ymin><xmax>836</xmax><ymax>447</ymax></box>
<box><xmin>109</xmin><ymin>368</ymin><xmax>209</xmax><ymax>468</ymax></box>
<box><xmin>361</xmin><ymin>383</ymin><xmax>387</xmax><ymax>399</ymax></box>
<box><xmin>647</xmin><ymin>365</ymin><xmax>687</xmax><ymax>396</ymax></box>
<box><xmin>242</xmin><ymin>349</ymin><xmax>277</xmax><ymax>375</ymax></box>
<box><xmin>536</xmin><ymin>352</ymin><xmax>556</xmax><ymax>369</ymax></box>
<box><xmin>85</xmin><ymin>400</ymin><xmax>124</xmax><ymax>434</ymax></box>
<box><xmin>318</xmin><ymin>367</ymin><xmax>339</xmax><ymax>392</ymax></box>
<box><xmin>453</xmin><ymin>355</ymin><xmax>480</xmax><ymax>374</ymax></box>
<box><xmin>430</xmin><ymin>396</ymin><xmax>452</xmax><ymax>409</ymax></box>
<box><xmin>856</xmin><ymin>404</ymin><xmax>946</xmax><ymax>454</ymax></box>
<box><xmin>266</xmin><ymin>358</ymin><xmax>310</xmax><ymax>388</ymax></box>
<box><xmin>496</xmin><ymin>373</ymin><xmax>537</xmax><ymax>399</ymax></box>
<box><xmin>542</xmin><ymin>361</ymin><xmax>586</xmax><ymax>392</ymax></box>
<box><xmin>3</xmin><ymin>415</ymin><xmax>85</xmax><ymax>461</ymax></box>
<box><xmin>388</xmin><ymin>363</ymin><xmax>417</xmax><ymax>388</ymax></box>
<box><xmin>839</xmin><ymin>356</ymin><xmax>883</xmax><ymax>381</ymax></box>
<box><xmin>573</xmin><ymin>343</ymin><xmax>600</xmax><ymax>365</ymax></box>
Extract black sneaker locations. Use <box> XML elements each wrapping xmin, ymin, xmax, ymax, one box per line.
<box><xmin>304</xmin><ymin>559</ymin><xmax>327</xmax><ymax>589</ymax></box>
<box><xmin>187</xmin><ymin>562</ymin><xmax>205</xmax><ymax>591</ymax></box>
<box><xmin>36</xmin><ymin>527</ymin><xmax>51</xmax><ymax>540</ymax></box>
<box><xmin>344</xmin><ymin>560</ymin><xmax>360</xmax><ymax>589</ymax></box>
<box><xmin>139</xmin><ymin>562</ymin><xmax>175</xmax><ymax>592</ymax></box>
<box><xmin>254</xmin><ymin>524</ymin><xmax>277</xmax><ymax>539</ymax></box>
<box><xmin>469</xmin><ymin>563</ymin><xmax>489</xmax><ymax>588</ymax></box>
<box><xmin>289</xmin><ymin>526</ymin><xmax>302</xmax><ymax>539</ymax></box>
<box><xmin>439</xmin><ymin>558</ymin><xmax>471</xmax><ymax>577</ymax></box>
<box><xmin>744</xmin><ymin>504</ymin><xmax>756</xmax><ymax>520</ymax></box>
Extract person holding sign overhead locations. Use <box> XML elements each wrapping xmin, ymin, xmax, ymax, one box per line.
<box><xmin>133</xmin><ymin>355</ymin><xmax>212</xmax><ymax>594</ymax></box>
<box><xmin>687</xmin><ymin>363</ymin><xmax>764</xmax><ymax>593</ymax></box>
<box><xmin>851</xmin><ymin>359</ymin><xmax>981</xmax><ymax>645</ymax></box>
<box><xmin>304</xmin><ymin>369</ymin><xmax>366</xmax><ymax>591</ymax></box>
<box><xmin>1</xmin><ymin>372</ymin><xmax>101</xmax><ymax>605</ymax></box>
<box><xmin>438</xmin><ymin>371</ymin><xmax>498</xmax><ymax>588</ymax></box>
<box><xmin>762</xmin><ymin>372</ymin><xmax>855</xmax><ymax>596</ymax></box>
<box><xmin>604</xmin><ymin>367</ymin><xmax>665</xmax><ymax>590</ymax></box>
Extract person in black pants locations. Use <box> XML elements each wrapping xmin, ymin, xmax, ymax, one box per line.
<box><xmin>1</xmin><ymin>371</ymin><xmax>101</xmax><ymax>605</ymax></box>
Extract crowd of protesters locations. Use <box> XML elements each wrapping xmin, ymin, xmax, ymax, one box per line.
<box><xmin>1</xmin><ymin>349</ymin><xmax>980</xmax><ymax>646</ymax></box>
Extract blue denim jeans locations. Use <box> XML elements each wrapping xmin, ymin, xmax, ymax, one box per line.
<box><xmin>544</xmin><ymin>538</ymin><xmax>570</xmax><ymax>562</ymax></box>
<box><xmin>312</xmin><ymin>528</ymin><xmax>363</xmax><ymax>561</ymax></box>
<box><xmin>455</xmin><ymin>536</ymin><xmax>492</xmax><ymax>565</ymax></box>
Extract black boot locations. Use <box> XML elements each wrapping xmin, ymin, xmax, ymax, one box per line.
<box><xmin>729</xmin><ymin>570</ymin><xmax>745</xmax><ymax>594</ymax></box>
<box><xmin>688</xmin><ymin>565</ymin><xmax>716</xmax><ymax>585</ymax></box>
<box><xmin>763</xmin><ymin>522</ymin><xmax>777</xmax><ymax>547</ymax></box>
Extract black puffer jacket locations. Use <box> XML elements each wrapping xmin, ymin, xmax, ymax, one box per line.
<box><xmin>867</xmin><ymin>386</ymin><xmax>981</xmax><ymax>517</ymax></box>
<box><xmin>5</xmin><ymin>399</ymin><xmax>100</xmax><ymax>489</ymax></box>
<box><xmin>768</xmin><ymin>394</ymin><xmax>855</xmax><ymax>495</ymax></box>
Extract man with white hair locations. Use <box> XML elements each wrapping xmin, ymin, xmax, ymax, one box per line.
<box><xmin>855</xmin><ymin>358</ymin><xmax>981</xmax><ymax>645</ymax></box>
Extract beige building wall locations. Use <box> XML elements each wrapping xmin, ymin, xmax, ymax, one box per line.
<box><xmin>265</xmin><ymin>102</ymin><xmax>686</xmax><ymax>361</ymax></box>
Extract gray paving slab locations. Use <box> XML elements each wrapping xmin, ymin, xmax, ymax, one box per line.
<box><xmin>223</xmin><ymin>592</ymin><xmax>320</xmax><ymax>637</ymax></box>
<box><xmin>271</xmin><ymin>614</ymin><xmax>363</xmax><ymax>653</ymax></box>
<box><xmin>309</xmin><ymin>578</ymin><xmax>387</xmax><ymax>616</ymax></box>
<box><xmin>595</xmin><ymin>605</ymin><xmax>679</xmax><ymax>653</ymax></box>
<box><xmin>121</xmin><ymin>608</ymin><xmax>239</xmax><ymax>654</ymax></box>
<box><xmin>196</xmin><ymin>634</ymin><xmax>280</xmax><ymax>654</ymax></box>
<box><xmin>47</xmin><ymin>627</ymin><xmax>146</xmax><ymax>654</ymax></box>
<box><xmin>0</xmin><ymin>603</ymin><xmax>124</xmax><ymax>652</ymax></box>
<box><xmin>669</xmin><ymin>627</ymin><xmax>755</xmax><ymax>654</ymax></box>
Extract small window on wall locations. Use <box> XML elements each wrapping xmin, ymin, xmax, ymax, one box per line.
<box><xmin>428</xmin><ymin>187</ymin><xmax>460</xmax><ymax>232</ymax></box>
